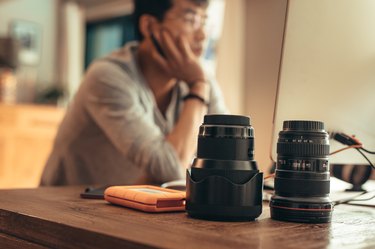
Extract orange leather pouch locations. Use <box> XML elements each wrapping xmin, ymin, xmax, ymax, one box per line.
<box><xmin>104</xmin><ymin>185</ymin><xmax>186</xmax><ymax>212</ymax></box>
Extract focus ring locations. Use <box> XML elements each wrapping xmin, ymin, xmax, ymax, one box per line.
<box><xmin>275</xmin><ymin>177</ymin><xmax>330</xmax><ymax>196</ymax></box>
<box><xmin>277</xmin><ymin>143</ymin><xmax>329</xmax><ymax>156</ymax></box>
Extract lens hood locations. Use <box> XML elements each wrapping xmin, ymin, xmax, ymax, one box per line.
<box><xmin>186</xmin><ymin>114</ymin><xmax>263</xmax><ymax>221</ymax></box>
<box><xmin>186</xmin><ymin>169</ymin><xmax>263</xmax><ymax>221</ymax></box>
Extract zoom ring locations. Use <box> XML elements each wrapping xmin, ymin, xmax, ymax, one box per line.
<box><xmin>277</xmin><ymin>143</ymin><xmax>329</xmax><ymax>156</ymax></box>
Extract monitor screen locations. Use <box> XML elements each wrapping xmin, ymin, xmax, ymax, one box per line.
<box><xmin>271</xmin><ymin>0</ymin><xmax>375</xmax><ymax>165</ymax></box>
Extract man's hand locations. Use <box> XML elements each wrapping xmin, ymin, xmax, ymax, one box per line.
<box><xmin>150</xmin><ymin>29</ymin><xmax>206</xmax><ymax>88</ymax></box>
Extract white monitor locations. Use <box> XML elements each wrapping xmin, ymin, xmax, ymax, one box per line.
<box><xmin>271</xmin><ymin>0</ymin><xmax>375</xmax><ymax>165</ymax></box>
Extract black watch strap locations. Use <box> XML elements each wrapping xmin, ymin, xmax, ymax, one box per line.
<box><xmin>183</xmin><ymin>93</ymin><xmax>209</xmax><ymax>106</ymax></box>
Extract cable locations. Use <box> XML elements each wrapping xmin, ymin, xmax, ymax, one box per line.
<box><xmin>349</xmin><ymin>194</ymin><xmax>375</xmax><ymax>203</ymax></box>
<box><xmin>330</xmin><ymin>145</ymin><xmax>375</xmax><ymax>168</ymax></box>
<box><xmin>329</xmin><ymin>145</ymin><xmax>362</xmax><ymax>155</ymax></box>
<box><xmin>356</xmin><ymin>148</ymin><xmax>375</xmax><ymax>170</ymax></box>
<box><xmin>360</xmin><ymin>147</ymin><xmax>375</xmax><ymax>155</ymax></box>
<box><xmin>333</xmin><ymin>191</ymin><xmax>368</xmax><ymax>206</ymax></box>
<box><xmin>330</xmin><ymin>132</ymin><xmax>362</xmax><ymax>146</ymax></box>
<box><xmin>264</xmin><ymin>173</ymin><xmax>275</xmax><ymax>180</ymax></box>
<box><xmin>334</xmin><ymin>190</ymin><xmax>375</xmax><ymax>206</ymax></box>
<box><xmin>330</xmin><ymin>132</ymin><xmax>374</xmax><ymax>169</ymax></box>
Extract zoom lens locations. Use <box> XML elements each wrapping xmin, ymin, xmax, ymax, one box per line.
<box><xmin>270</xmin><ymin>120</ymin><xmax>333</xmax><ymax>223</ymax></box>
<box><xmin>186</xmin><ymin>115</ymin><xmax>263</xmax><ymax>221</ymax></box>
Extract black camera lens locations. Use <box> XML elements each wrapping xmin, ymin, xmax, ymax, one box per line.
<box><xmin>270</xmin><ymin>120</ymin><xmax>333</xmax><ymax>223</ymax></box>
<box><xmin>186</xmin><ymin>115</ymin><xmax>263</xmax><ymax>221</ymax></box>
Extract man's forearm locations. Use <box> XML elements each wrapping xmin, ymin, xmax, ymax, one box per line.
<box><xmin>166</xmin><ymin>82</ymin><xmax>210</xmax><ymax>168</ymax></box>
<box><xmin>166</xmin><ymin>99</ymin><xmax>207</xmax><ymax>168</ymax></box>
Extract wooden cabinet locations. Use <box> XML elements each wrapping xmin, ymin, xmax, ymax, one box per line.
<box><xmin>0</xmin><ymin>104</ymin><xmax>65</xmax><ymax>188</ymax></box>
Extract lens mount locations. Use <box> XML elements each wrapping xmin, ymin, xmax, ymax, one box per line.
<box><xmin>270</xmin><ymin>197</ymin><xmax>333</xmax><ymax>223</ymax></box>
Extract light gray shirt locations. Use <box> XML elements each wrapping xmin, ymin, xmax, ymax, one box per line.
<box><xmin>40</xmin><ymin>42</ymin><xmax>227</xmax><ymax>186</ymax></box>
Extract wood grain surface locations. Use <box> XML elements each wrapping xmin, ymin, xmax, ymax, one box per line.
<box><xmin>0</xmin><ymin>187</ymin><xmax>374</xmax><ymax>249</ymax></box>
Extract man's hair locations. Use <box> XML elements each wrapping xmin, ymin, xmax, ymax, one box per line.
<box><xmin>133</xmin><ymin>0</ymin><xmax>209</xmax><ymax>40</ymax></box>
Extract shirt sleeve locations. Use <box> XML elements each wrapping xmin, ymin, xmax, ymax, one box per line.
<box><xmin>82</xmin><ymin>60</ymin><xmax>184</xmax><ymax>183</ymax></box>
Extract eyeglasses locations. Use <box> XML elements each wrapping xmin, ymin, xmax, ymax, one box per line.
<box><xmin>165</xmin><ymin>10</ymin><xmax>207</xmax><ymax>32</ymax></box>
<box><xmin>180</xmin><ymin>12</ymin><xmax>207</xmax><ymax>31</ymax></box>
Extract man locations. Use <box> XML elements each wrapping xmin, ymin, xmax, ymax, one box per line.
<box><xmin>40</xmin><ymin>0</ymin><xmax>227</xmax><ymax>186</ymax></box>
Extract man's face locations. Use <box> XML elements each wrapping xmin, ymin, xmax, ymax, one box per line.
<box><xmin>160</xmin><ymin>0</ymin><xmax>208</xmax><ymax>57</ymax></box>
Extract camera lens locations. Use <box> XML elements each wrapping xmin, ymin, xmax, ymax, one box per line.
<box><xmin>186</xmin><ymin>115</ymin><xmax>263</xmax><ymax>221</ymax></box>
<box><xmin>270</xmin><ymin>120</ymin><xmax>333</xmax><ymax>223</ymax></box>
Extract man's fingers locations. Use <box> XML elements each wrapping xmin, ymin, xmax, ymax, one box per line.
<box><xmin>178</xmin><ymin>35</ymin><xmax>195</xmax><ymax>59</ymax></box>
<box><xmin>149</xmin><ymin>28</ymin><xmax>205</xmax><ymax>83</ymax></box>
<box><xmin>150</xmin><ymin>47</ymin><xmax>170</xmax><ymax>73</ymax></box>
<box><xmin>160</xmin><ymin>29</ymin><xmax>183</xmax><ymax>63</ymax></box>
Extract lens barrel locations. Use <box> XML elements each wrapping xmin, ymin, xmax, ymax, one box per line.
<box><xmin>186</xmin><ymin>115</ymin><xmax>263</xmax><ymax>221</ymax></box>
<box><xmin>270</xmin><ymin>120</ymin><xmax>333</xmax><ymax>223</ymax></box>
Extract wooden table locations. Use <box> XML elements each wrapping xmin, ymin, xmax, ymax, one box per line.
<box><xmin>0</xmin><ymin>187</ymin><xmax>374</xmax><ymax>249</ymax></box>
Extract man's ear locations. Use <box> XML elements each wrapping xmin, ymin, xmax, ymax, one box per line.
<box><xmin>139</xmin><ymin>15</ymin><xmax>158</xmax><ymax>39</ymax></box>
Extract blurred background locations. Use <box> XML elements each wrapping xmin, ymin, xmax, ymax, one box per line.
<box><xmin>5</xmin><ymin>0</ymin><xmax>373</xmax><ymax>189</ymax></box>
<box><xmin>0</xmin><ymin>0</ymin><xmax>375</xmax><ymax>188</ymax></box>
<box><xmin>0</xmin><ymin>0</ymin><xmax>287</xmax><ymax>188</ymax></box>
